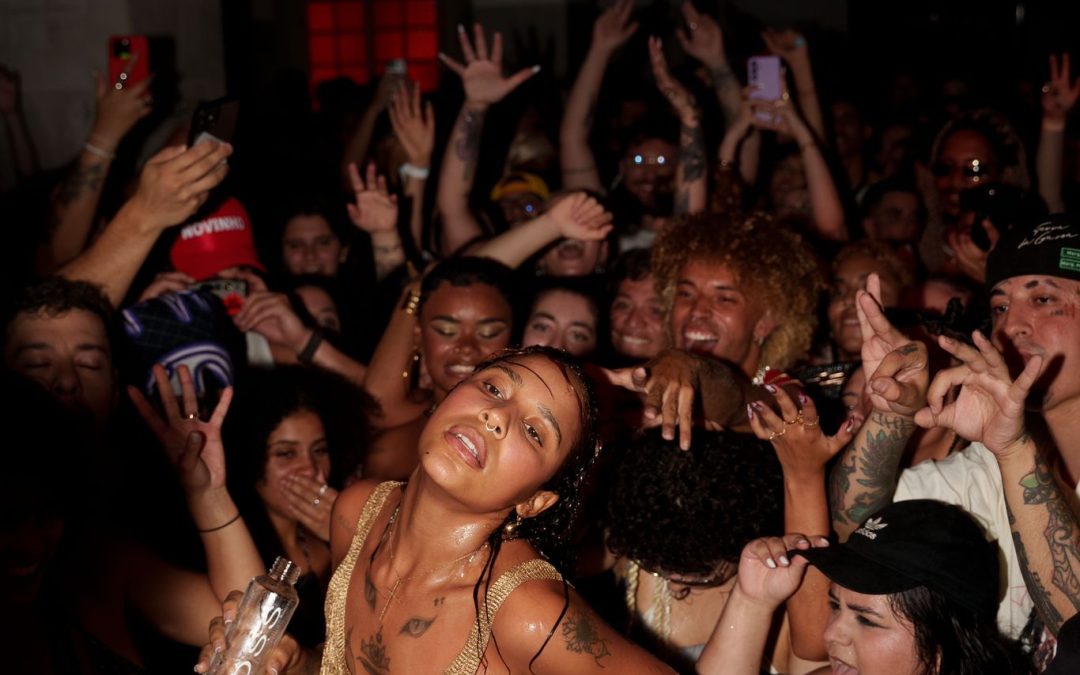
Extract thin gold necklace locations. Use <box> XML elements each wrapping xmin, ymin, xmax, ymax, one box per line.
<box><xmin>375</xmin><ymin>503</ymin><xmax>489</xmax><ymax>624</ymax></box>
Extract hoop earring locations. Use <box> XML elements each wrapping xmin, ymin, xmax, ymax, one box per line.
<box><xmin>402</xmin><ymin>349</ymin><xmax>421</xmax><ymax>393</ymax></box>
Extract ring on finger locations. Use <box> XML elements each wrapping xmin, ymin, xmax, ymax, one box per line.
<box><xmin>313</xmin><ymin>497</ymin><xmax>321</xmax><ymax>506</ymax></box>
<box><xmin>186</xmin><ymin>412</ymin><xmax>198</xmax><ymax>420</ymax></box>
<box><xmin>783</xmin><ymin>412</ymin><xmax>804</xmax><ymax>426</ymax></box>
<box><xmin>689</xmin><ymin>21</ymin><xmax>698</xmax><ymax>30</ymax></box>
<box><xmin>802</xmin><ymin>417</ymin><xmax>820</xmax><ymax>428</ymax></box>
<box><xmin>768</xmin><ymin>427</ymin><xmax>787</xmax><ymax>441</ymax></box>
<box><xmin>318</xmin><ymin>484</ymin><xmax>329</xmax><ymax>496</ymax></box>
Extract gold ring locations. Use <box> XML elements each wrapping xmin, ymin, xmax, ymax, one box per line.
<box><xmin>768</xmin><ymin>427</ymin><xmax>787</xmax><ymax>441</ymax></box>
<box><xmin>784</xmin><ymin>412</ymin><xmax>804</xmax><ymax>426</ymax></box>
<box><xmin>802</xmin><ymin>417</ymin><xmax>820</xmax><ymax>428</ymax></box>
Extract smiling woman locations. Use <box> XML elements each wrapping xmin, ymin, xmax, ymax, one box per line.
<box><xmin>196</xmin><ymin>346</ymin><xmax>675</xmax><ymax>675</ymax></box>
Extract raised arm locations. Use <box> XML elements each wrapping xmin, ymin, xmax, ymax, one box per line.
<box><xmin>340</xmin><ymin>74</ymin><xmax>399</xmax><ymax>189</ymax></box>
<box><xmin>470</xmin><ymin>191</ymin><xmax>612</xmax><ymax>268</ymax></box>
<box><xmin>346</xmin><ymin>161</ymin><xmax>403</xmax><ymax>280</ymax></box>
<box><xmin>388</xmin><ymin>81</ymin><xmax>436</xmax><ymax>252</ymax></box>
<box><xmin>698</xmin><ymin>535</ymin><xmax>825</xmax><ymax>674</ymax></box>
<box><xmin>1036</xmin><ymin>53</ymin><xmax>1080</xmax><ymax>214</ymax></box>
<box><xmin>362</xmin><ymin>279</ymin><xmax>431</xmax><ymax>430</ymax></box>
<box><xmin>675</xmin><ymin>3</ymin><xmax>740</xmax><ymax>125</ymax></box>
<box><xmin>0</xmin><ymin>65</ymin><xmax>38</xmax><ymax>181</ymax></box>
<box><xmin>129</xmin><ymin>363</ymin><xmax>263</xmax><ymax>600</ymax></box>
<box><xmin>436</xmin><ymin>24</ymin><xmax>539</xmax><ymax>256</ymax></box>
<box><xmin>914</xmin><ymin>332</ymin><xmax>1080</xmax><ymax>635</ymax></box>
<box><xmin>762</xmin><ymin>29</ymin><xmax>825</xmax><ymax>143</ymax></box>
<box><xmin>748</xmin><ymin>387</ymin><xmax>855</xmax><ymax>660</ymax></box>
<box><xmin>829</xmin><ymin>274</ymin><xmax>928</xmax><ymax>540</ymax></box>
<box><xmin>45</xmin><ymin>73</ymin><xmax>153</xmax><ymax>273</ymax></box>
<box><xmin>648</xmin><ymin>37</ymin><xmax>706</xmax><ymax>217</ymax></box>
<box><xmin>752</xmin><ymin>96</ymin><xmax>846</xmax><ymax>240</ymax></box>
<box><xmin>560</xmin><ymin>0</ymin><xmax>637</xmax><ymax>191</ymax></box>
<box><xmin>58</xmin><ymin>141</ymin><xmax>232</xmax><ymax>307</ymax></box>
<box><xmin>718</xmin><ymin>94</ymin><xmax>761</xmax><ymax>186</ymax></box>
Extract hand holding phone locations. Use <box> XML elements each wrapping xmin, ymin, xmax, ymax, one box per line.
<box><xmin>191</xmin><ymin>279</ymin><xmax>249</xmax><ymax>317</ymax></box>
<box><xmin>108</xmin><ymin>36</ymin><xmax>150</xmax><ymax>91</ymax></box>
<box><xmin>748</xmin><ymin>55</ymin><xmax>784</xmax><ymax>125</ymax></box>
<box><xmin>188</xmin><ymin>97</ymin><xmax>240</xmax><ymax>147</ymax></box>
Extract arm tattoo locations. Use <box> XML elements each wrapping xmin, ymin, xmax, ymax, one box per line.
<box><xmin>358</xmin><ymin>628</ymin><xmax>391</xmax><ymax>675</ymax></box>
<box><xmin>1008</xmin><ymin>502</ymin><xmax>1065</xmax><ymax>632</ymax></box>
<box><xmin>679</xmin><ymin>123</ymin><xmax>706</xmax><ymax>183</ymax></box>
<box><xmin>561</xmin><ymin>610</ymin><xmax>611</xmax><ymax>667</ymax></box>
<box><xmin>1014</xmin><ymin>452</ymin><xmax>1080</xmax><ymax>632</ymax></box>
<box><xmin>830</xmin><ymin>412</ymin><xmax>913</xmax><ymax>526</ymax></box>
<box><xmin>56</xmin><ymin>162</ymin><xmax>105</xmax><ymax>208</ymax></box>
<box><xmin>454</xmin><ymin>109</ymin><xmax>485</xmax><ymax>182</ymax></box>
<box><xmin>710</xmin><ymin>65</ymin><xmax>736</xmax><ymax>91</ymax></box>
<box><xmin>399</xmin><ymin>616</ymin><xmax>436</xmax><ymax>638</ymax></box>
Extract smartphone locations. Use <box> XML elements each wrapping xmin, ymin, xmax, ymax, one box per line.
<box><xmin>748</xmin><ymin>55</ymin><xmax>784</xmax><ymax>124</ymax></box>
<box><xmin>187</xmin><ymin>97</ymin><xmax>240</xmax><ymax>147</ymax></box>
<box><xmin>108</xmin><ymin>35</ymin><xmax>150</xmax><ymax>91</ymax></box>
<box><xmin>190</xmin><ymin>279</ymin><xmax>248</xmax><ymax>317</ymax></box>
<box><xmin>386</xmin><ymin>58</ymin><xmax>408</xmax><ymax>76</ymax></box>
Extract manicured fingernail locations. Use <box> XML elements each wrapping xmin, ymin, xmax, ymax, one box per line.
<box><xmin>751</xmin><ymin>400</ymin><xmax>765</xmax><ymax>410</ymax></box>
<box><xmin>845</xmin><ymin>416</ymin><xmax>856</xmax><ymax>433</ymax></box>
<box><xmin>214</xmin><ymin>640</ymin><xmax>225</xmax><ymax>653</ymax></box>
<box><xmin>779</xmin><ymin>555</ymin><xmax>790</xmax><ymax>567</ymax></box>
<box><xmin>764</xmin><ymin>384</ymin><xmax>777</xmax><ymax>394</ymax></box>
<box><xmin>819</xmin><ymin>537</ymin><xmax>830</xmax><ymax>546</ymax></box>
<box><xmin>746</xmin><ymin>403</ymin><xmax>754</xmax><ymax>420</ymax></box>
<box><xmin>941</xmin><ymin>336</ymin><xmax>953</xmax><ymax>344</ymax></box>
<box><xmin>457</xmin><ymin>23</ymin><xmax>465</xmax><ymax>32</ymax></box>
<box><xmin>798</xmin><ymin>392</ymin><xmax>809</xmax><ymax>405</ymax></box>
<box><xmin>765</xmin><ymin>558</ymin><xmax>777</xmax><ymax>569</ymax></box>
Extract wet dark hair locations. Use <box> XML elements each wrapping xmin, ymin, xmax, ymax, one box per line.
<box><xmin>464</xmin><ymin>345</ymin><xmax>600</xmax><ymax>672</ymax></box>
<box><xmin>418</xmin><ymin>256</ymin><xmax>517</xmax><ymax>320</ymax></box>
<box><xmin>4</xmin><ymin>277</ymin><xmax>119</xmax><ymax>353</ymax></box>
<box><xmin>604</xmin><ymin>428</ymin><xmax>784</xmax><ymax>578</ymax></box>
<box><xmin>888</xmin><ymin>585</ymin><xmax>1033</xmax><ymax>675</ymax></box>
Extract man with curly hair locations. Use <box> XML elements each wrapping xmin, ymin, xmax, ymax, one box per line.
<box><xmin>651</xmin><ymin>212</ymin><xmax>821</xmax><ymax>380</ymax></box>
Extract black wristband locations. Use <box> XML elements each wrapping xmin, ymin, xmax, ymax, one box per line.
<box><xmin>197</xmin><ymin>512</ymin><xmax>241</xmax><ymax>533</ymax></box>
<box><xmin>297</xmin><ymin>329</ymin><xmax>324</xmax><ymax>365</ymax></box>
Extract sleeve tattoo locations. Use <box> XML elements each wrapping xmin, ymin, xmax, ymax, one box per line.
<box><xmin>829</xmin><ymin>413</ymin><xmax>913</xmax><ymax>527</ymax></box>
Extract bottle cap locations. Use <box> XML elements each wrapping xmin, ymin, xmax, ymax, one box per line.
<box><xmin>270</xmin><ymin>556</ymin><xmax>301</xmax><ymax>585</ymax></box>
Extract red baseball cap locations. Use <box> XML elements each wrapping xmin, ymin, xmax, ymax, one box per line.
<box><xmin>170</xmin><ymin>197</ymin><xmax>265</xmax><ymax>281</ymax></box>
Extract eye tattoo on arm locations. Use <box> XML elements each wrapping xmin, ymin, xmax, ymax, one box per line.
<box><xmin>399</xmin><ymin>617</ymin><xmax>436</xmax><ymax>638</ymax></box>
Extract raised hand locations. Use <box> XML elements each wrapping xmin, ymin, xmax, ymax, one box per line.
<box><xmin>91</xmin><ymin>70</ymin><xmax>154</xmax><ymax>150</ymax></box>
<box><xmin>649</xmin><ymin>36</ymin><xmax>698</xmax><ymax>123</ymax></box>
<box><xmin>346</xmin><ymin>162</ymin><xmax>399</xmax><ymax>235</ymax></box>
<box><xmin>543</xmin><ymin>191</ymin><xmax>613</xmax><ymax>241</ymax></box>
<box><xmin>129</xmin><ymin>363</ymin><xmax>233</xmax><ymax>497</ymax></box>
<box><xmin>761</xmin><ymin>28</ymin><xmax>809</xmax><ymax>69</ymax></box>
<box><xmin>749</xmin><ymin>385</ymin><xmax>855</xmax><ymax>480</ymax></box>
<box><xmin>123</xmin><ymin>141</ymin><xmax>232</xmax><ymax>231</ymax></box>
<box><xmin>281</xmin><ymin>473</ymin><xmax>338</xmax><ymax>543</ymax></box>
<box><xmin>138</xmin><ymin>270</ymin><xmax>195</xmax><ymax>302</ymax></box>
<box><xmin>675</xmin><ymin>3</ymin><xmax>727</xmax><ymax>69</ymax></box>
<box><xmin>855</xmin><ymin>274</ymin><xmax>910</xmax><ymax>385</ymax></box>
<box><xmin>735</xmin><ymin>534</ymin><xmax>826</xmax><ymax>609</ymax></box>
<box><xmin>1042</xmin><ymin>53</ymin><xmax>1080</xmax><ymax>125</ymax></box>
<box><xmin>438</xmin><ymin>23</ymin><xmax>539</xmax><ymax>109</ymax></box>
<box><xmin>914</xmin><ymin>331</ymin><xmax>1044</xmax><ymax>456</ymax></box>
<box><xmin>388</xmin><ymin>81</ymin><xmax>435</xmax><ymax>167</ymax></box>
<box><xmin>591</xmin><ymin>0</ymin><xmax>638</xmax><ymax>56</ymax></box>
<box><xmin>234</xmin><ymin>291</ymin><xmax>311</xmax><ymax>355</ymax></box>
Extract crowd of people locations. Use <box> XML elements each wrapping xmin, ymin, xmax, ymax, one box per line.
<box><xmin>4</xmin><ymin>2</ymin><xmax>1080</xmax><ymax>673</ymax></box>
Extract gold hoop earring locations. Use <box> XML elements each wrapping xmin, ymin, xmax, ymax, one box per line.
<box><xmin>502</xmin><ymin>512</ymin><xmax>521</xmax><ymax>541</ymax></box>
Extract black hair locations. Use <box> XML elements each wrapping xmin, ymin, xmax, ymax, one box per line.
<box><xmin>418</xmin><ymin>256</ymin><xmax>517</xmax><ymax>319</ymax></box>
<box><xmin>4</xmin><ymin>277</ymin><xmax>119</xmax><ymax>353</ymax></box>
<box><xmin>464</xmin><ymin>345</ymin><xmax>601</xmax><ymax>672</ymax></box>
<box><xmin>861</xmin><ymin>176</ymin><xmax>922</xmax><ymax>219</ymax></box>
<box><xmin>608</xmin><ymin>248</ymin><xmax>654</xmax><ymax>286</ymax></box>
<box><xmin>889</xmin><ymin>585</ymin><xmax>1033</xmax><ymax>675</ymax></box>
<box><xmin>604</xmin><ymin>428</ymin><xmax>784</xmax><ymax>578</ymax></box>
<box><xmin>222</xmin><ymin>365</ymin><xmax>374</xmax><ymax>563</ymax></box>
<box><xmin>519</xmin><ymin>276</ymin><xmax>610</xmax><ymax>361</ymax></box>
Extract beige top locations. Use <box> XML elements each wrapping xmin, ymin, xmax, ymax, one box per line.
<box><xmin>320</xmin><ymin>481</ymin><xmax>563</xmax><ymax>674</ymax></box>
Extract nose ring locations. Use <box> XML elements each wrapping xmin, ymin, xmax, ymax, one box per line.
<box><xmin>484</xmin><ymin>421</ymin><xmax>498</xmax><ymax>433</ymax></box>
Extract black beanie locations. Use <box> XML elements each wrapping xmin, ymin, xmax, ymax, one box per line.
<box><xmin>985</xmin><ymin>214</ymin><xmax>1080</xmax><ymax>289</ymax></box>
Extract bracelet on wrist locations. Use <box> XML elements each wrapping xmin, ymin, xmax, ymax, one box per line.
<box><xmin>83</xmin><ymin>141</ymin><xmax>116</xmax><ymax>161</ymax></box>
<box><xmin>197</xmin><ymin>512</ymin><xmax>241</xmax><ymax>533</ymax></box>
<box><xmin>297</xmin><ymin>329</ymin><xmax>324</xmax><ymax>365</ymax></box>
<box><xmin>399</xmin><ymin>163</ymin><xmax>430</xmax><ymax>180</ymax></box>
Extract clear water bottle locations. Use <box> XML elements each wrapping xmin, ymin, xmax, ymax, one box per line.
<box><xmin>207</xmin><ymin>557</ymin><xmax>301</xmax><ymax>675</ymax></box>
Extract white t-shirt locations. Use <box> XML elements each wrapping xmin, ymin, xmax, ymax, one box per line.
<box><xmin>895</xmin><ymin>442</ymin><xmax>1080</xmax><ymax>638</ymax></box>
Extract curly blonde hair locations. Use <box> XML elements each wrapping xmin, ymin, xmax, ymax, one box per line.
<box><xmin>651</xmin><ymin>212</ymin><xmax>822</xmax><ymax>371</ymax></box>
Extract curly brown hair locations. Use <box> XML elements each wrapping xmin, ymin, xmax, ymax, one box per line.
<box><xmin>651</xmin><ymin>212</ymin><xmax>821</xmax><ymax>370</ymax></box>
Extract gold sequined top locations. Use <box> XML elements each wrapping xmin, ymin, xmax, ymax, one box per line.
<box><xmin>320</xmin><ymin>481</ymin><xmax>563</xmax><ymax>675</ymax></box>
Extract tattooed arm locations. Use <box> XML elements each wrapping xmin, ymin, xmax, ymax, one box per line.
<box><xmin>830</xmin><ymin>275</ymin><xmax>928</xmax><ymax>539</ymax></box>
<box><xmin>674</xmin><ymin>3</ymin><xmax>740</xmax><ymax>125</ymax></box>
<box><xmin>436</xmin><ymin>24</ymin><xmax>538</xmax><ymax>257</ymax></box>
<box><xmin>648</xmin><ymin>37</ymin><xmax>706</xmax><ymax>216</ymax></box>
<box><xmin>913</xmin><ymin>330</ymin><xmax>1080</xmax><ymax>634</ymax></box>
<box><xmin>45</xmin><ymin>74</ymin><xmax>153</xmax><ymax>273</ymax></box>
<box><xmin>495</xmin><ymin>578</ymin><xmax>674</xmax><ymax>673</ymax></box>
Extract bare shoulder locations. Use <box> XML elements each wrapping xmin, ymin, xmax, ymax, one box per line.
<box><xmin>492</xmin><ymin>573</ymin><xmax>673</xmax><ymax>674</ymax></box>
<box><xmin>329</xmin><ymin>479</ymin><xmax>400</xmax><ymax>562</ymax></box>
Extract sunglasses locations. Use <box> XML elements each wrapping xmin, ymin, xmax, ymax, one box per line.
<box><xmin>930</xmin><ymin>159</ymin><xmax>992</xmax><ymax>182</ymax></box>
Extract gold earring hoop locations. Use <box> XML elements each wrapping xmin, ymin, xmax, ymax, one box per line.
<box><xmin>502</xmin><ymin>512</ymin><xmax>521</xmax><ymax>541</ymax></box>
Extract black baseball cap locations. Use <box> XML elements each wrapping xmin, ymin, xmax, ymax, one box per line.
<box><xmin>794</xmin><ymin>500</ymin><xmax>1000</xmax><ymax>620</ymax></box>
<box><xmin>985</xmin><ymin>214</ymin><xmax>1080</xmax><ymax>290</ymax></box>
